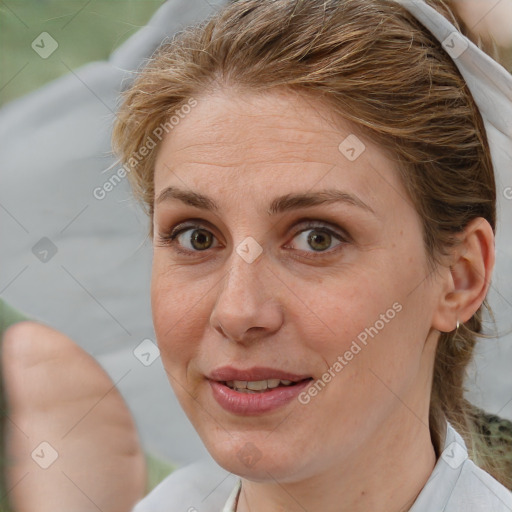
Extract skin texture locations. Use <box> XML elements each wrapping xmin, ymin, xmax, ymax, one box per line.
<box><xmin>2</xmin><ymin>321</ymin><xmax>146</xmax><ymax>512</ymax></box>
<box><xmin>151</xmin><ymin>89</ymin><xmax>494</xmax><ymax>512</ymax></box>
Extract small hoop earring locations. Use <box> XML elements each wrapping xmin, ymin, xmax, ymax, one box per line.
<box><xmin>453</xmin><ymin>319</ymin><xmax>464</xmax><ymax>351</ymax></box>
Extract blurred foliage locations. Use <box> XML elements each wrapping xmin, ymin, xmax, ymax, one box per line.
<box><xmin>0</xmin><ymin>0</ymin><xmax>164</xmax><ymax>107</ymax></box>
<box><xmin>0</xmin><ymin>0</ymin><xmax>510</xmax><ymax>108</ymax></box>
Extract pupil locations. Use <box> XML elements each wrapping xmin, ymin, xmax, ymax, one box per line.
<box><xmin>192</xmin><ymin>229</ymin><xmax>211</xmax><ymax>250</ymax></box>
<box><xmin>308</xmin><ymin>230</ymin><xmax>330</xmax><ymax>251</ymax></box>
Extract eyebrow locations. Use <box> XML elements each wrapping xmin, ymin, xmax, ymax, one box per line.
<box><xmin>155</xmin><ymin>186</ymin><xmax>376</xmax><ymax>216</ymax></box>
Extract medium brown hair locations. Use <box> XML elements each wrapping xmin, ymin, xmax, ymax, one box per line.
<box><xmin>112</xmin><ymin>0</ymin><xmax>509</xmax><ymax>488</ymax></box>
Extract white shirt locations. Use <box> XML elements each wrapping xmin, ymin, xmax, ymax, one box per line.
<box><xmin>133</xmin><ymin>422</ymin><xmax>512</xmax><ymax>511</ymax></box>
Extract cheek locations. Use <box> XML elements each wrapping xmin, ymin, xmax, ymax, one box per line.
<box><xmin>296</xmin><ymin>270</ymin><xmax>397</xmax><ymax>356</ymax></box>
<box><xmin>296</xmin><ymin>252</ymin><xmax>426</xmax><ymax>381</ymax></box>
<box><xmin>150</xmin><ymin>257</ymin><xmax>201</xmax><ymax>368</ymax></box>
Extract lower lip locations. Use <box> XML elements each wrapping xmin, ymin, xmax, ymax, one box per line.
<box><xmin>209</xmin><ymin>379</ymin><xmax>312</xmax><ymax>415</ymax></box>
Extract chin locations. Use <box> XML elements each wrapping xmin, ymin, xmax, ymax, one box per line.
<box><xmin>211</xmin><ymin>450</ymin><xmax>292</xmax><ymax>482</ymax></box>
<box><xmin>200</xmin><ymin>431</ymin><xmax>308</xmax><ymax>483</ymax></box>
<box><xmin>178</xmin><ymin>388</ymin><xmax>314</xmax><ymax>481</ymax></box>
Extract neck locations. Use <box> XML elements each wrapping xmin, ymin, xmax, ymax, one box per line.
<box><xmin>236</xmin><ymin>404</ymin><xmax>438</xmax><ymax>512</ymax></box>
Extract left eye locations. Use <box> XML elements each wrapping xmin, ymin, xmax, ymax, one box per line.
<box><xmin>288</xmin><ymin>226</ymin><xmax>345</xmax><ymax>253</ymax></box>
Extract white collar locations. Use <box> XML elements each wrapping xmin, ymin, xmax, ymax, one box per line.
<box><xmin>221</xmin><ymin>421</ymin><xmax>512</xmax><ymax>512</ymax></box>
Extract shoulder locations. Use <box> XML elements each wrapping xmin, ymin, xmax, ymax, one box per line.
<box><xmin>445</xmin><ymin>458</ymin><xmax>512</xmax><ymax>511</ymax></box>
<box><xmin>411</xmin><ymin>421</ymin><xmax>512</xmax><ymax>512</ymax></box>
<box><xmin>132</xmin><ymin>458</ymin><xmax>238</xmax><ymax>512</ymax></box>
<box><xmin>437</xmin><ymin>421</ymin><xmax>512</xmax><ymax>511</ymax></box>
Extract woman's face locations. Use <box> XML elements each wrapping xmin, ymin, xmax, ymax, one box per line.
<box><xmin>151</xmin><ymin>89</ymin><xmax>443</xmax><ymax>482</ymax></box>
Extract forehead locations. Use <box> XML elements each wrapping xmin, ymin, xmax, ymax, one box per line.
<box><xmin>153</xmin><ymin>89</ymin><xmax>406</xmax><ymax>214</ymax></box>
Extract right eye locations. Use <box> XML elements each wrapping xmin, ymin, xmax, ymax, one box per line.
<box><xmin>156</xmin><ymin>223</ymin><xmax>220</xmax><ymax>255</ymax></box>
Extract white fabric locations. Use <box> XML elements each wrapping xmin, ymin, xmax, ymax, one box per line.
<box><xmin>222</xmin><ymin>480</ymin><xmax>242</xmax><ymax>512</ymax></box>
<box><xmin>132</xmin><ymin>422</ymin><xmax>512</xmax><ymax>511</ymax></box>
<box><xmin>131</xmin><ymin>458</ymin><xmax>239</xmax><ymax>512</ymax></box>
<box><xmin>393</xmin><ymin>0</ymin><xmax>512</xmax><ymax>246</ymax></box>
<box><xmin>409</xmin><ymin>422</ymin><xmax>512</xmax><ymax>512</ymax></box>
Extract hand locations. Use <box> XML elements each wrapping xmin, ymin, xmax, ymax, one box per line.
<box><xmin>2</xmin><ymin>321</ymin><xmax>146</xmax><ymax>512</ymax></box>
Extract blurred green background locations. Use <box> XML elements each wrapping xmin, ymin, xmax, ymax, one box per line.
<box><xmin>0</xmin><ymin>0</ymin><xmax>163</xmax><ymax>107</ymax></box>
<box><xmin>1</xmin><ymin>1</ymin><xmax>511</xmax><ymax>108</ymax></box>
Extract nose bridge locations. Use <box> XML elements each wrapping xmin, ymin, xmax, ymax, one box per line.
<box><xmin>221</xmin><ymin>207</ymin><xmax>266</xmax><ymax>292</ymax></box>
<box><xmin>211</xmin><ymin>243</ymin><xmax>283</xmax><ymax>341</ymax></box>
<box><xmin>219</xmin><ymin>243</ymin><xmax>265</xmax><ymax>308</ymax></box>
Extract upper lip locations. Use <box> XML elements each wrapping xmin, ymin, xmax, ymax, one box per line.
<box><xmin>208</xmin><ymin>366</ymin><xmax>312</xmax><ymax>382</ymax></box>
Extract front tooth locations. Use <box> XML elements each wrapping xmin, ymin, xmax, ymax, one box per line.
<box><xmin>267</xmin><ymin>379</ymin><xmax>281</xmax><ymax>389</ymax></box>
<box><xmin>233</xmin><ymin>380</ymin><xmax>247</xmax><ymax>389</ymax></box>
<box><xmin>247</xmin><ymin>380</ymin><xmax>268</xmax><ymax>391</ymax></box>
<box><xmin>280</xmin><ymin>379</ymin><xmax>292</xmax><ymax>385</ymax></box>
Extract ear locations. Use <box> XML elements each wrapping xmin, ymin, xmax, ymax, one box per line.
<box><xmin>431</xmin><ymin>217</ymin><xmax>495</xmax><ymax>333</ymax></box>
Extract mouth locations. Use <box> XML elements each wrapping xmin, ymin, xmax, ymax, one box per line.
<box><xmin>207</xmin><ymin>367</ymin><xmax>314</xmax><ymax>415</ymax></box>
<box><xmin>222</xmin><ymin>378</ymin><xmax>312</xmax><ymax>393</ymax></box>
<box><xmin>208</xmin><ymin>366</ymin><xmax>312</xmax><ymax>383</ymax></box>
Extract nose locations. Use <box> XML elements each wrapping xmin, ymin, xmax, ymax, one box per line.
<box><xmin>210</xmin><ymin>253</ymin><xmax>284</xmax><ymax>345</ymax></box>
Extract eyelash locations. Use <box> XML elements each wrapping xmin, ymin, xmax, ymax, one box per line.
<box><xmin>156</xmin><ymin>219</ymin><xmax>350</xmax><ymax>258</ymax></box>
